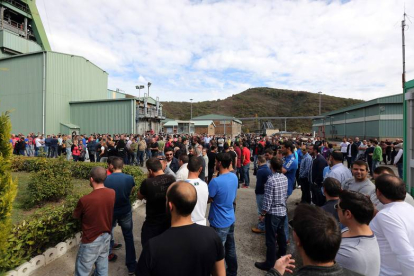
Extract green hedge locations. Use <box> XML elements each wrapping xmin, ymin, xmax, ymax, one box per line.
<box><xmin>0</xmin><ymin>195</ymin><xmax>81</xmax><ymax>271</ymax></box>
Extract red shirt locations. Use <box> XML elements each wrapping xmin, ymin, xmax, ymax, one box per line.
<box><xmin>242</xmin><ymin>147</ymin><xmax>251</xmax><ymax>166</ymax></box>
<box><xmin>234</xmin><ymin>146</ymin><xmax>242</xmax><ymax>168</ymax></box>
<box><xmin>73</xmin><ymin>188</ymin><xmax>115</xmax><ymax>243</ymax></box>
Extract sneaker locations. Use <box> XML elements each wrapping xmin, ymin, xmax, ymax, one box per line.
<box><xmin>108</xmin><ymin>253</ymin><xmax>118</xmax><ymax>262</ymax></box>
<box><xmin>242</xmin><ymin>185</ymin><xmax>249</xmax><ymax>189</ymax></box>
<box><xmin>113</xmin><ymin>243</ymin><xmax>122</xmax><ymax>250</ymax></box>
<box><xmin>251</xmin><ymin>227</ymin><xmax>265</xmax><ymax>234</ymax></box>
<box><xmin>254</xmin><ymin>262</ymin><xmax>271</xmax><ymax>271</ymax></box>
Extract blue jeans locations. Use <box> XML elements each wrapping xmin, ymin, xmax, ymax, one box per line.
<box><xmin>253</xmin><ymin>155</ymin><xmax>258</xmax><ymax>169</ymax></box>
<box><xmin>146</xmin><ymin>149</ymin><xmax>151</xmax><ymax>159</ymax></box>
<box><xmin>110</xmin><ymin>211</ymin><xmax>136</xmax><ymax>272</ymax></box>
<box><xmin>242</xmin><ymin>163</ymin><xmax>250</xmax><ymax>186</ymax></box>
<box><xmin>265</xmin><ymin>214</ymin><xmax>286</xmax><ymax>268</ymax></box>
<box><xmin>66</xmin><ymin>148</ymin><xmax>72</xmax><ymax>161</ymax></box>
<box><xmin>75</xmin><ymin>232</ymin><xmax>110</xmax><ymax>276</ymax></box>
<box><xmin>256</xmin><ymin>194</ymin><xmax>265</xmax><ymax>231</ymax></box>
<box><xmin>137</xmin><ymin>151</ymin><xmax>145</xmax><ymax>165</ymax></box>
<box><xmin>237</xmin><ymin>167</ymin><xmax>244</xmax><ymax>183</ymax></box>
<box><xmin>372</xmin><ymin>160</ymin><xmax>380</xmax><ymax>174</ymax></box>
<box><xmin>211</xmin><ymin>224</ymin><xmax>238</xmax><ymax>276</ymax></box>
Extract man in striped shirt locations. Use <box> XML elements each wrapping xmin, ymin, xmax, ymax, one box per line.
<box><xmin>255</xmin><ymin>157</ymin><xmax>288</xmax><ymax>272</ymax></box>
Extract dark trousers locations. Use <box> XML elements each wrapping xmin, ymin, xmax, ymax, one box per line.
<box><xmin>346</xmin><ymin>156</ymin><xmax>356</xmax><ymax>168</ymax></box>
<box><xmin>208</xmin><ymin>169</ymin><xmax>214</xmax><ymax>184</ymax></box>
<box><xmin>311</xmin><ymin>182</ymin><xmax>326</xmax><ymax>207</ymax></box>
<box><xmin>141</xmin><ymin>220</ymin><xmax>170</xmax><ymax>247</ymax></box>
<box><xmin>300</xmin><ymin>177</ymin><xmax>311</xmax><ymax>204</ymax></box>
<box><xmin>211</xmin><ymin>223</ymin><xmax>238</xmax><ymax>276</ymax></box>
<box><xmin>265</xmin><ymin>214</ymin><xmax>286</xmax><ymax>268</ymax></box>
<box><xmin>382</xmin><ymin>153</ymin><xmax>387</xmax><ymax>164</ymax></box>
<box><xmin>89</xmin><ymin>152</ymin><xmax>96</xmax><ymax>162</ymax></box>
<box><xmin>137</xmin><ymin>151</ymin><xmax>145</xmax><ymax>165</ymax></box>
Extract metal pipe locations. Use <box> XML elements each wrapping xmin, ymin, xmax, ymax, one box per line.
<box><xmin>42</xmin><ymin>52</ymin><xmax>46</xmax><ymax>134</ymax></box>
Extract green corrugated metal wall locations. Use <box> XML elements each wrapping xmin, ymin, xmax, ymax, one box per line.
<box><xmin>70</xmin><ymin>100</ymin><xmax>134</xmax><ymax>134</ymax></box>
<box><xmin>0</xmin><ymin>30</ymin><xmax>42</xmax><ymax>54</ymax></box>
<box><xmin>0</xmin><ymin>53</ymin><xmax>43</xmax><ymax>134</ymax></box>
<box><xmin>45</xmin><ymin>52</ymin><xmax>108</xmax><ymax>134</ymax></box>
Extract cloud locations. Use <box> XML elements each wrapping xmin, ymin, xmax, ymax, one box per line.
<box><xmin>36</xmin><ymin>0</ymin><xmax>414</xmax><ymax>102</ymax></box>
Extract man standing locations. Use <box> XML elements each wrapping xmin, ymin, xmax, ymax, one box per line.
<box><xmin>208</xmin><ymin>153</ymin><xmax>238</xmax><ymax>276</ymax></box>
<box><xmin>150</xmin><ymin>138</ymin><xmax>159</xmax><ymax>157</ymax></box>
<box><xmin>346</xmin><ymin>138</ymin><xmax>358</xmax><ymax>168</ymax></box>
<box><xmin>252</xmin><ymin>155</ymin><xmax>272</xmax><ymax>234</ymax></box>
<box><xmin>372</xmin><ymin>140</ymin><xmax>382</xmax><ymax>172</ymax></box>
<box><xmin>135</xmin><ymin>182</ymin><xmax>225</xmax><ymax>276</ymax></box>
<box><xmin>65</xmin><ymin>135</ymin><xmax>73</xmax><ymax>161</ymax></box>
<box><xmin>321</xmin><ymin>177</ymin><xmax>341</xmax><ymax>223</ymax></box>
<box><xmin>104</xmin><ymin>157</ymin><xmax>137</xmax><ymax>274</ymax></box>
<box><xmin>87</xmin><ymin>136</ymin><xmax>97</xmax><ymax>163</ymax></box>
<box><xmin>165</xmin><ymin>147</ymin><xmax>180</xmax><ymax>173</ymax></box>
<box><xmin>255</xmin><ymin>157</ymin><xmax>288</xmax><ymax>272</ymax></box>
<box><xmin>357</xmin><ymin>139</ymin><xmax>367</xmax><ymax>160</ymax></box>
<box><xmin>335</xmin><ymin>190</ymin><xmax>380</xmax><ymax>276</ymax></box>
<box><xmin>241</xmin><ymin>142</ymin><xmax>251</xmax><ymax>188</ymax></box>
<box><xmin>310</xmin><ymin>144</ymin><xmax>328</xmax><ymax>206</ymax></box>
<box><xmin>370</xmin><ymin>174</ymin><xmax>414</xmax><ymax>275</ymax></box>
<box><xmin>73</xmin><ymin>167</ymin><xmax>115</xmax><ymax>276</ymax></box>
<box><xmin>234</xmin><ymin>142</ymin><xmax>243</xmax><ymax>185</ymax></box>
<box><xmin>185</xmin><ymin>157</ymin><xmax>209</xmax><ymax>225</ymax></box>
<box><xmin>299</xmin><ymin>146</ymin><xmax>312</xmax><ymax>204</ymax></box>
<box><xmin>281</xmin><ymin>141</ymin><xmax>298</xmax><ymax>196</ymax></box>
<box><xmin>207</xmin><ymin>145</ymin><xmax>217</xmax><ymax>183</ymax></box>
<box><xmin>175</xmin><ymin>154</ymin><xmax>190</xmax><ymax>181</ymax></box>
<box><xmin>342</xmin><ymin>161</ymin><xmax>375</xmax><ymax>196</ymax></box>
<box><xmin>340</xmin><ymin>137</ymin><xmax>349</xmax><ymax>162</ymax></box>
<box><xmin>138</xmin><ymin>158</ymin><xmax>176</xmax><ymax>246</ymax></box>
<box><xmin>325</xmin><ymin>151</ymin><xmax>353</xmax><ymax>185</ymax></box>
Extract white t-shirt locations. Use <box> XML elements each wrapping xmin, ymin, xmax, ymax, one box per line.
<box><xmin>185</xmin><ymin>178</ymin><xmax>209</xmax><ymax>226</ymax></box>
<box><xmin>370</xmin><ymin>202</ymin><xmax>414</xmax><ymax>276</ymax></box>
<box><xmin>340</xmin><ymin>142</ymin><xmax>349</xmax><ymax>153</ymax></box>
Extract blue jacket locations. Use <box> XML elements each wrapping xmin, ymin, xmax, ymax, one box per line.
<box><xmin>169</xmin><ymin>157</ymin><xmax>180</xmax><ymax>173</ymax></box>
<box><xmin>255</xmin><ymin>164</ymin><xmax>272</xmax><ymax>195</ymax></box>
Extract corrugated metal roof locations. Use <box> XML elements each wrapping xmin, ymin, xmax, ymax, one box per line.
<box><xmin>163</xmin><ymin>121</ymin><xmax>178</xmax><ymax>126</ymax></box>
<box><xmin>194</xmin><ymin>120</ymin><xmax>215</xmax><ymax>127</ymax></box>
<box><xmin>192</xmin><ymin>114</ymin><xmax>242</xmax><ymax>124</ymax></box>
<box><xmin>322</xmin><ymin>94</ymin><xmax>403</xmax><ymax>116</ymax></box>
<box><xmin>60</xmin><ymin>123</ymin><xmax>80</xmax><ymax>129</ymax></box>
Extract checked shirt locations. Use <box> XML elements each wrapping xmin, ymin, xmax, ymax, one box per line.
<box><xmin>262</xmin><ymin>172</ymin><xmax>288</xmax><ymax>216</ymax></box>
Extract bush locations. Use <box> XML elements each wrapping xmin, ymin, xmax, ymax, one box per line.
<box><xmin>0</xmin><ymin>195</ymin><xmax>81</xmax><ymax>271</ymax></box>
<box><xmin>0</xmin><ymin>111</ymin><xmax>18</xmax><ymax>264</ymax></box>
<box><xmin>25</xmin><ymin>158</ymin><xmax>73</xmax><ymax>207</ymax></box>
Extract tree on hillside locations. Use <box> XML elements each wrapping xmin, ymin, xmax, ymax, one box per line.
<box><xmin>0</xmin><ymin>111</ymin><xmax>17</xmax><ymax>256</ymax></box>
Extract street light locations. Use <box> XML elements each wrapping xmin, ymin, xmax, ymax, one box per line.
<box><xmin>147</xmin><ymin>82</ymin><xmax>152</xmax><ymax>97</ymax></box>
<box><xmin>318</xmin><ymin>91</ymin><xmax>322</xmax><ymax>115</ymax></box>
<box><xmin>135</xmin><ymin>85</ymin><xmax>145</xmax><ymax>98</ymax></box>
<box><xmin>190</xmin><ymin>99</ymin><xmax>193</xmax><ymax>119</ymax></box>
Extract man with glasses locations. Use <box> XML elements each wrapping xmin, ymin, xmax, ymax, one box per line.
<box><xmin>165</xmin><ymin>147</ymin><xmax>179</xmax><ymax>173</ymax></box>
<box><xmin>335</xmin><ymin>190</ymin><xmax>380</xmax><ymax>276</ymax></box>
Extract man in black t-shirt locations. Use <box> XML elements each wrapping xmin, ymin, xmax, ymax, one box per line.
<box><xmin>136</xmin><ymin>181</ymin><xmax>225</xmax><ymax>276</ymax></box>
<box><xmin>207</xmin><ymin>145</ymin><xmax>217</xmax><ymax>184</ymax></box>
<box><xmin>150</xmin><ymin>138</ymin><xmax>159</xmax><ymax>157</ymax></box>
<box><xmin>138</xmin><ymin>157</ymin><xmax>175</xmax><ymax>246</ymax></box>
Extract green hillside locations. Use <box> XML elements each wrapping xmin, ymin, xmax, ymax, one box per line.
<box><xmin>162</xmin><ymin>87</ymin><xmax>363</xmax><ymax>132</ymax></box>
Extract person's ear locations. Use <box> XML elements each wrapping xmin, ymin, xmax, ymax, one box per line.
<box><xmin>169</xmin><ymin>202</ymin><xmax>173</xmax><ymax>212</ymax></box>
<box><xmin>293</xmin><ymin>231</ymin><xmax>301</xmax><ymax>248</ymax></box>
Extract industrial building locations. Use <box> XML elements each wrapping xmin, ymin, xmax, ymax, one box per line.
<box><xmin>0</xmin><ymin>0</ymin><xmax>164</xmax><ymax>135</ymax></box>
<box><xmin>312</xmin><ymin>94</ymin><xmax>403</xmax><ymax>140</ymax></box>
<box><xmin>191</xmin><ymin>114</ymin><xmax>242</xmax><ymax>137</ymax></box>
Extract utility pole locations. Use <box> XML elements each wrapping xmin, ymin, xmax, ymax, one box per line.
<box><xmin>190</xmin><ymin>99</ymin><xmax>193</xmax><ymax>119</ymax></box>
<box><xmin>318</xmin><ymin>91</ymin><xmax>322</xmax><ymax>115</ymax></box>
<box><xmin>402</xmin><ymin>12</ymin><xmax>406</xmax><ymax>87</ymax></box>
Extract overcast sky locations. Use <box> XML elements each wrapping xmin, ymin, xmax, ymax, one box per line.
<box><xmin>36</xmin><ymin>0</ymin><xmax>414</xmax><ymax>102</ymax></box>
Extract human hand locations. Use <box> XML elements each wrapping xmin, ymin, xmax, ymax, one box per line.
<box><xmin>274</xmin><ymin>254</ymin><xmax>295</xmax><ymax>275</ymax></box>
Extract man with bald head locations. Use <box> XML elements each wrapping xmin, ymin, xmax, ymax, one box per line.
<box><xmin>136</xmin><ymin>181</ymin><xmax>225</xmax><ymax>276</ymax></box>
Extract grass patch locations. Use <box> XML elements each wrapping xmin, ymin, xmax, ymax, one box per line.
<box><xmin>11</xmin><ymin>172</ymin><xmax>90</xmax><ymax>224</ymax></box>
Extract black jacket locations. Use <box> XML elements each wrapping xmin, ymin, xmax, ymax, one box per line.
<box><xmin>266</xmin><ymin>263</ymin><xmax>362</xmax><ymax>276</ymax></box>
<box><xmin>311</xmin><ymin>154</ymin><xmax>328</xmax><ymax>185</ymax></box>
<box><xmin>169</xmin><ymin>157</ymin><xmax>180</xmax><ymax>173</ymax></box>
<box><xmin>346</xmin><ymin>143</ymin><xmax>358</xmax><ymax>158</ymax></box>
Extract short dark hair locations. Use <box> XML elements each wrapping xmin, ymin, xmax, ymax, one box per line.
<box><xmin>373</xmin><ymin>166</ymin><xmax>395</xmax><ymax>176</ymax></box>
<box><xmin>223</xmin><ymin>143</ymin><xmax>229</xmax><ymax>150</ymax></box>
<box><xmin>352</xmin><ymin>160</ymin><xmax>368</xmax><ymax>171</ymax></box>
<box><xmin>90</xmin><ymin>167</ymin><xmax>107</xmax><ymax>183</ymax></box>
<box><xmin>164</xmin><ymin>147</ymin><xmax>174</xmax><ymax>153</ymax></box>
<box><xmin>331</xmin><ymin>151</ymin><xmax>343</xmax><ymax>162</ymax></box>
<box><xmin>107</xmin><ymin>155</ymin><xmax>116</xmax><ymax>165</ymax></box>
<box><xmin>210</xmin><ymin>145</ymin><xmax>217</xmax><ymax>151</ymax></box>
<box><xmin>167</xmin><ymin>181</ymin><xmax>197</xmax><ymax>216</ymax></box>
<box><xmin>282</xmin><ymin>141</ymin><xmax>294</xmax><ymax>152</ymax></box>
<box><xmin>323</xmin><ymin>177</ymin><xmax>341</xmax><ymax>197</ymax></box>
<box><xmin>178</xmin><ymin>153</ymin><xmax>189</xmax><ymax>164</ymax></box>
<box><xmin>270</xmin><ymin>157</ymin><xmax>283</xmax><ymax>173</ymax></box>
<box><xmin>310</xmin><ymin>144</ymin><xmax>320</xmax><ymax>153</ymax></box>
<box><xmin>293</xmin><ymin>204</ymin><xmax>341</xmax><ymax>263</ymax></box>
<box><xmin>146</xmin><ymin>157</ymin><xmax>162</xmax><ymax>172</ymax></box>
<box><xmin>264</xmin><ymin>148</ymin><xmax>274</xmax><ymax>155</ymax></box>
<box><xmin>375</xmin><ymin>174</ymin><xmax>406</xmax><ymax>201</ymax></box>
<box><xmin>339</xmin><ymin>190</ymin><xmax>374</xmax><ymax>225</ymax></box>
<box><xmin>216</xmin><ymin>152</ymin><xmax>232</xmax><ymax>169</ymax></box>
<box><xmin>188</xmin><ymin>156</ymin><xmax>202</xmax><ymax>172</ymax></box>
<box><xmin>257</xmin><ymin>155</ymin><xmax>266</xmax><ymax>164</ymax></box>
<box><xmin>112</xmin><ymin>157</ymin><xmax>124</xmax><ymax>170</ymax></box>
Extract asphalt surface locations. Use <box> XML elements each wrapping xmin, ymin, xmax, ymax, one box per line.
<box><xmin>31</xmin><ymin>165</ymin><xmax>302</xmax><ymax>276</ymax></box>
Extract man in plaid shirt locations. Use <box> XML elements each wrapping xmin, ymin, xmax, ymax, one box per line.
<box><xmin>255</xmin><ymin>157</ymin><xmax>288</xmax><ymax>271</ymax></box>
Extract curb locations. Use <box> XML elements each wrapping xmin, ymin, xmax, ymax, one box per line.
<box><xmin>6</xmin><ymin>200</ymin><xmax>145</xmax><ymax>276</ymax></box>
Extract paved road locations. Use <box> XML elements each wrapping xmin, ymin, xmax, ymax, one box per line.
<box><xmin>32</xmin><ymin>165</ymin><xmax>303</xmax><ymax>276</ymax></box>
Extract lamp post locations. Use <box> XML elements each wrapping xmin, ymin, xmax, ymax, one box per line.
<box><xmin>318</xmin><ymin>91</ymin><xmax>322</xmax><ymax>115</ymax></box>
<box><xmin>147</xmin><ymin>82</ymin><xmax>152</xmax><ymax>97</ymax></box>
<box><xmin>190</xmin><ymin>99</ymin><xmax>193</xmax><ymax>119</ymax></box>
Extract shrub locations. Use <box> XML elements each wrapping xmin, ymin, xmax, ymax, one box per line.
<box><xmin>25</xmin><ymin>158</ymin><xmax>73</xmax><ymax>207</ymax></box>
<box><xmin>0</xmin><ymin>195</ymin><xmax>81</xmax><ymax>271</ymax></box>
<box><xmin>0</xmin><ymin>111</ymin><xmax>18</xmax><ymax>263</ymax></box>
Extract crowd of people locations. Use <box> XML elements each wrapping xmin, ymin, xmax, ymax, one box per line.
<box><xmin>10</xmin><ymin>131</ymin><xmax>413</xmax><ymax>276</ymax></box>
